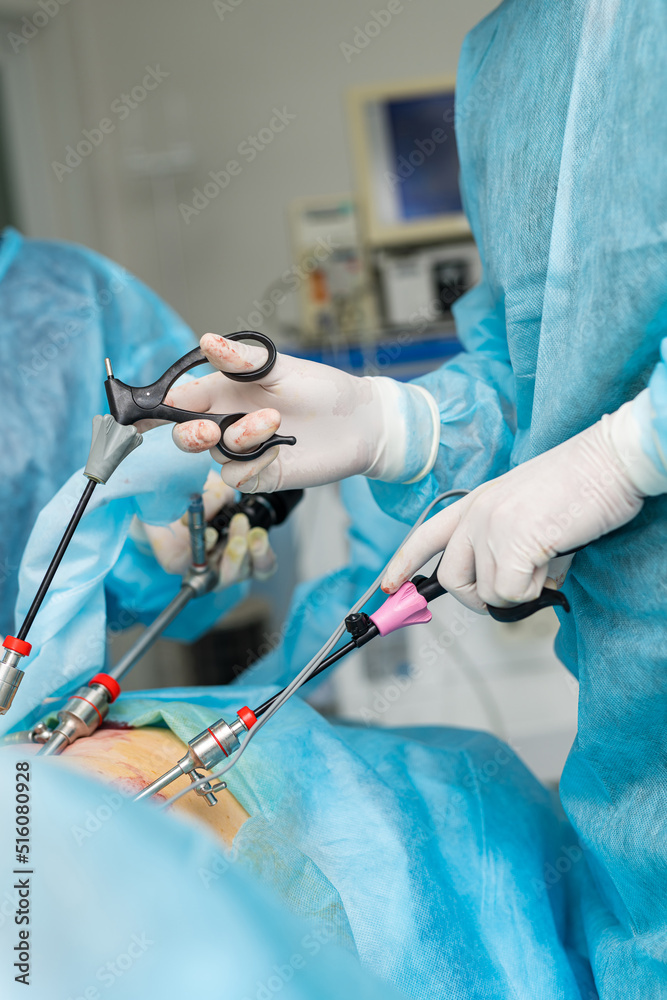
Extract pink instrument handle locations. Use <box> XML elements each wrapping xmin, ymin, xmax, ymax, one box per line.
<box><xmin>370</xmin><ymin>582</ymin><xmax>432</xmax><ymax>637</ymax></box>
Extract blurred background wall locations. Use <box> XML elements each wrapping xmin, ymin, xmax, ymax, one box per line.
<box><xmin>0</xmin><ymin>0</ymin><xmax>496</xmax><ymax>329</ymax></box>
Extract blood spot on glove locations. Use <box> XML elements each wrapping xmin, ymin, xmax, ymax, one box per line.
<box><xmin>202</xmin><ymin>334</ymin><xmax>259</xmax><ymax>372</ymax></box>
<box><xmin>227</xmin><ymin>410</ymin><xmax>280</xmax><ymax>449</ymax></box>
<box><xmin>177</xmin><ymin>420</ymin><xmax>220</xmax><ymax>451</ymax></box>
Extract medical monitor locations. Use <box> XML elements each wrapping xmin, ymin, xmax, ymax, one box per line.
<box><xmin>347</xmin><ymin>77</ymin><xmax>470</xmax><ymax>247</ymax></box>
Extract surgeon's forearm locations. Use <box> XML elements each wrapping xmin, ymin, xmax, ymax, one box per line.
<box><xmin>627</xmin><ymin>339</ymin><xmax>667</xmax><ymax>494</ymax></box>
<box><xmin>363</xmin><ymin>377</ymin><xmax>440</xmax><ymax>484</ymax></box>
<box><xmin>369</xmin><ymin>353</ymin><xmax>517</xmax><ymax>523</ymax></box>
<box><xmin>608</xmin><ymin>386</ymin><xmax>667</xmax><ymax>497</ymax></box>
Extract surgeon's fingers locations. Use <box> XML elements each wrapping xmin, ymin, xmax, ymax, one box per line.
<box><xmin>381</xmin><ymin>499</ymin><xmax>467</xmax><ymax>593</ymax></box>
<box><xmin>218</xmin><ymin>514</ymin><xmax>251</xmax><ymax>587</ymax></box>
<box><xmin>165</xmin><ymin>373</ymin><xmax>269</xmax><ymax>453</ymax></box>
<box><xmin>481</xmin><ymin>558</ymin><xmax>550</xmax><ymax>609</ymax></box>
<box><xmin>204</xmin><ymin>526</ymin><xmax>219</xmax><ymax>552</ymax></box>
<box><xmin>202</xmin><ymin>471</ymin><xmax>236</xmax><ymax>517</ymax></box>
<box><xmin>172</xmin><ymin>408</ymin><xmax>281</xmax><ymax>455</ymax></box>
<box><xmin>436</xmin><ymin>527</ymin><xmax>489</xmax><ymax>614</ymax></box>
<box><xmin>247</xmin><ymin>527</ymin><xmax>277</xmax><ymax>580</ymax></box>
<box><xmin>172</xmin><ymin>418</ymin><xmax>222</xmax><ymax>453</ymax></box>
<box><xmin>479</xmin><ymin>523</ymin><xmax>552</xmax><ymax>606</ymax></box>
<box><xmin>200</xmin><ymin>333</ymin><xmax>279</xmax><ymax>383</ymax></box>
<box><xmin>221</xmin><ymin>409</ymin><xmax>281</xmax><ymax>453</ymax></box>
<box><xmin>220</xmin><ymin>448</ymin><xmax>282</xmax><ymax>493</ymax></box>
<box><xmin>145</xmin><ymin>524</ymin><xmax>191</xmax><ymax>574</ymax></box>
<box><xmin>438</xmin><ymin>515</ymin><xmax>548</xmax><ymax>611</ymax></box>
<box><xmin>228</xmin><ymin>511</ymin><xmax>249</xmax><ymax>541</ymax></box>
<box><xmin>165</xmin><ymin>377</ymin><xmax>219</xmax><ymax>413</ymax></box>
<box><xmin>216</xmin><ymin>514</ymin><xmax>277</xmax><ymax>585</ymax></box>
<box><xmin>165</xmin><ymin>375</ymin><xmax>225</xmax><ymax>445</ymax></box>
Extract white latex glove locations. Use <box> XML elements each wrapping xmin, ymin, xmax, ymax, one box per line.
<box><xmin>381</xmin><ymin>404</ymin><xmax>652</xmax><ymax>614</ymax></box>
<box><xmin>132</xmin><ymin>471</ymin><xmax>277</xmax><ymax>588</ymax></box>
<box><xmin>164</xmin><ymin>333</ymin><xmax>439</xmax><ymax>493</ymax></box>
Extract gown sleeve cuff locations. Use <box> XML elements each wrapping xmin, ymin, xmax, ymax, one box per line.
<box><xmin>606</xmin><ymin>388</ymin><xmax>667</xmax><ymax>497</ymax></box>
<box><xmin>363</xmin><ymin>378</ymin><xmax>440</xmax><ymax>484</ymax></box>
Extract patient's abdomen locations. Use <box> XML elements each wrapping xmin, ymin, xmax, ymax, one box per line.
<box><xmin>60</xmin><ymin>724</ymin><xmax>249</xmax><ymax>847</ymax></box>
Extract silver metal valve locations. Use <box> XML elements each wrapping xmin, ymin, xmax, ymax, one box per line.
<box><xmin>0</xmin><ymin>653</ymin><xmax>25</xmax><ymax>716</ymax></box>
<box><xmin>133</xmin><ymin>707</ymin><xmax>256</xmax><ymax>803</ymax></box>
<box><xmin>0</xmin><ymin>638</ymin><xmax>31</xmax><ymax>716</ymax></box>
<box><xmin>189</xmin><ymin>769</ymin><xmax>219</xmax><ymax>806</ymax></box>
<box><xmin>184</xmin><ymin>715</ymin><xmax>249</xmax><ymax>771</ymax></box>
<box><xmin>37</xmin><ymin>680</ymin><xmax>113</xmax><ymax>756</ymax></box>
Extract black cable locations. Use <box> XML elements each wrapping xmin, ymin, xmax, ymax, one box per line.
<box><xmin>170</xmin><ymin>490</ymin><xmax>471</xmax><ymax>808</ymax></box>
<box><xmin>253</xmin><ymin>495</ymin><xmax>472</xmax><ymax>718</ymax></box>
<box><xmin>209</xmin><ymin>489</ymin><xmax>303</xmax><ymax>539</ymax></box>
<box><xmin>254</xmin><ymin>638</ymin><xmax>357</xmax><ymax>718</ymax></box>
<box><xmin>17</xmin><ymin>479</ymin><xmax>97</xmax><ymax>641</ymax></box>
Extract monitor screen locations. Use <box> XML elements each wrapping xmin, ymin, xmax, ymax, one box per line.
<box><xmin>350</xmin><ymin>79</ymin><xmax>469</xmax><ymax>245</ymax></box>
<box><xmin>385</xmin><ymin>93</ymin><xmax>461</xmax><ymax>220</ymax></box>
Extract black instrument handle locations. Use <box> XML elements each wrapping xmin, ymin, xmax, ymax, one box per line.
<box><xmin>105</xmin><ymin>331</ymin><xmax>296</xmax><ymax>462</ymax></box>
<box><xmin>208</xmin><ymin>489</ymin><xmax>304</xmax><ymax>538</ymax></box>
<box><xmin>486</xmin><ymin>587</ymin><xmax>570</xmax><ymax>621</ymax></box>
<box><xmin>411</xmin><ymin>567</ymin><xmax>571</xmax><ymax>622</ymax></box>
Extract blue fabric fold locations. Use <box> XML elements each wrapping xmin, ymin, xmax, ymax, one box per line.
<box><xmin>0</xmin><ymin>229</ymin><xmax>204</xmax><ymax>637</ymax></box>
<box><xmin>369</xmin><ymin>3</ymin><xmax>667</xmax><ymax>994</ymax></box>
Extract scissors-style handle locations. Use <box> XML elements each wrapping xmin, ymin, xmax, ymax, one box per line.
<box><xmin>485</xmin><ymin>587</ymin><xmax>570</xmax><ymax>622</ymax></box>
<box><xmin>485</xmin><ymin>546</ymin><xmax>579</xmax><ymax>619</ymax></box>
<box><xmin>411</xmin><ymin>568</ymin><xmax>571</xmax><ymax>621</ymax></box>
<box><xmin>104</xmin><ymin>331</ymin><xmax>296</xmax><ymax>462</ymax></box>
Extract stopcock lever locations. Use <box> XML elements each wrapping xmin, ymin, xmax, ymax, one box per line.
<box><xmin>104</xmin><ymin>330</ymin><xmax>296</xmax><ymax>462</ymax></box>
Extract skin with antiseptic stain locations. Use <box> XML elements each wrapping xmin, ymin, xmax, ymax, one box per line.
<box><xmin>14</xmin><ymin>725</ymin><xmax>250</xmax><ymax>847</ymax></box>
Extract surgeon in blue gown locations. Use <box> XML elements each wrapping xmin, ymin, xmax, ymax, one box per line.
<box><xmin>0</xmin><ymin>226</ymin><xmax>271</xmax><ymax>642</ymax></box>
<box><xmin>165</xmin><ymin>2</ymin><xmax>667</xmax><ymax>996</ymax></box>
<box><xmin>2</xmin><ymin>437</ymin><xmax>596</xmax><ymax>1000</ymax></box>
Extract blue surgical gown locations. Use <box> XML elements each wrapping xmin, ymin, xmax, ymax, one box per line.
<box><xmin>0</xmin><ymin>227</ymin><xmax>238</xmax><ymax>640</ymax></box>
<box><xmin>3</xmin><ymin>450</ymin><xmax>596</xmax><ymax>999</ymax></box>
<box><xmin>371</xmin><ymin>2</ymin><xmax>667</xmax><ymax>995</ymax></box>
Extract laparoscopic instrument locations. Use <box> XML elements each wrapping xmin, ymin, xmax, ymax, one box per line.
<box><xmin>134</xmin><ymin>490</ymin><xmax>571</xmax><ymax>809</ymax></box>
<box><xmin>1</xmin><ymin>327</ymin><xmax>573</xmax><ymax>808</ymax></box>
<box><xmin>27</xmin><ymin>488</ymin><xmax>303</xmax><ymax>760</ymax></box>
<box><xmin>0</xmin><ymin>331</ymin><xmax>296</xmax><ymax>718</ymax></box>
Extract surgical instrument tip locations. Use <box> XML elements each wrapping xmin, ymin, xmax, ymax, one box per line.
<box><xmin>133</xmin><ymin>707</ymin><xmax>256</xmax><ymax>804</ymax></box>
<box><xmin>104</xmin><ymin>357</ymin><xmax>114</xmax><ymax>378</ymax></box>
<box><xmin>133</xmin><ymin>763</ymin><xmax>185</xmax><ymax>802</ymax></box>
<box><xmin>37</xmin><ymin>731</ymin><xmax>70</xmax><ymax>756</ymax></box>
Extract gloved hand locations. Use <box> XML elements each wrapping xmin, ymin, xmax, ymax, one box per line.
<box><xmin>132</xmin><ymin>471</ymin><xmax>277</xmax><ymax>588</ymax></box>
<box><xmin>164</xmin><ymin>333</ymin><xmax>439</xmax><ymax>492</ymax></box>
<box><xmin>381</xmin><ymin>404</ymin><xmax>650</xmax><ymax>613</ymax></box>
